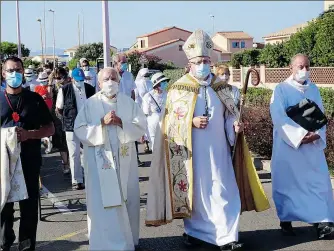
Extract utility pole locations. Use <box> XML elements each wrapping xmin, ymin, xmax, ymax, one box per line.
<box><xmin>49</xmin><ymin>9</ymin><xmax>56</xmax><ymax>69</ymax></box>
<box><xmin>16</xmin><ymin>0</ymin><xmax>22</xmax><ymax>58</ymax></box>
<box><xmin>102</xmin><ymin>0</ymin><xmax>111</xmax><ymax>67</ymax></box>
<box><xmin>81</xmin><ymin>12</ymin><xmax>85</xmax><ymax>45</ymax></box>
<box><xmin>78</xmin><ymin>14</ymin><xmax>81</xmax><ymax>47</ymax></box>
<box><xmin>37</xmin><ymin>19</ymin><xmax>44</xmax><ymax>64</ymax></box>
<box><xmin>43</xmin><ymin>0</ymin><xmax>47</xmax><ymax>63</ymax></box>
<box><xmin>210</xmin><ymin>14</ymin><xmax>215</xmax><ymax>35</ymax></box>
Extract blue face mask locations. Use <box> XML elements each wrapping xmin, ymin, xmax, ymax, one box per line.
<box><xmin>120</xmin><ymin>63</ymin><xmax>128</xmax><ymax>72</ymax></box>
<box><xmin>5</xmin><ymin>71</ymin><xmax>23</xmax><ymax>88</ymax></box>
<box><xmin>41</xmin><ymin>81</ymin><xmax>48</xmax><ymax>86</ymax></box>
<box><xmin>160</xmin><ymin>81</ymin><xmax>168</xmax><ymax>91</ymax></box>
<box><xmin>193</xmin><ymin>63</ymin><xmax>211</xmax><ymax>80</ymax></box>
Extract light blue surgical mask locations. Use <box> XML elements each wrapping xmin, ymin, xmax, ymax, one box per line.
<box><xmin>160</xmin><ymin>81</ymin><xmax>168</xmax><ymax>91</ymax></box>
<box><xmin>120</xmin><ymin>63</ymin><xmax>128</xmax><ymax>72</ymax></box>
<box><xmin>5</xmin><ymin>71</ymin><xmax>23</xmax><ymax>88</ymax></box>
<box><xmin>41</xmin><ymin>81</ymin><xmax>48</xmax><ymax>86</ymax></box>
<box><xmin>193</xmin><ymin>63</ymin><xmax>211</xmax><ymax>80</ymax></box>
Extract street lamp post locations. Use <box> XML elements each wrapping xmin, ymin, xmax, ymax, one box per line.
<box><xmin>43</xmin><ymin>0</ymin><xmax>47</xmax><ymax>64</ymax></box>
<box><xmin>102</xmin><ymin>0</ymin><xmax>111</xmax><ymax>67</ymax></box>
<box><xmin>16</xmin><ymin>0</ymin><xmax>22</xmax><ymax>58</ymax></box>
<box><xmin>210</xmin><ymin>14</ymin><xmax>215</xmax><ymax>35</ymax></box>
<box><xmin>37</xmin><ymin>19</ymin><xmax>44</xmax><ymax>64</ymax></box>
<box><xmin>49</xmin><ymin>9</ymin><xmax>56</xmax><ymax>68</ymax></box>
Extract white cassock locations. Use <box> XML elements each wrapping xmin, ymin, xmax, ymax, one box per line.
<box><xmin>183</xmin><ymin>74</ymin><xmax>241</xmax><ymax>246</ymax></box>
<box><xmin>74</xmin><ymin>92</ymin><xmax>147</xmax><ymax>251</ymax></box>
<box><xmin>270</xmin><ymin>76</ymin><xmax>334</xmax><ymax>223</ymax></box>
<box><xmin>142</xmin><ymin>90</ymin><xmax>166</xmax><ymax>150</ymax></box>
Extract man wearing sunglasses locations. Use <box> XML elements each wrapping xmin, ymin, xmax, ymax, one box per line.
<box><xmin>1</xmin><ymin>56</ymin><xmax>55</xmax><ymax>251</ymax></box>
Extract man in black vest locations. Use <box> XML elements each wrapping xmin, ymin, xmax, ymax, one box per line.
<box><xmin>56</xmin><ymin>68</ymin><xmax>95</xmax><ymax>190</ymax></box>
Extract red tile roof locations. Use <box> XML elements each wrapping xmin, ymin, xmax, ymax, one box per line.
<box><xmin>137</xmin><ymin>26</ymin><xmax>192</xmax><ymax>38</ymax></box>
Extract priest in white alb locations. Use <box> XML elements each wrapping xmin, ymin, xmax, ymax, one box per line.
<box><xmin>145</xmin><ymin>30</ymin><xmax>270</xmax><ymax>251</ymax></box>
<box><xmin>74</xmin><ymin>67</ymin><xmax>147</xmax><ymax>250</ymax></box>
<box><xmin>270</xmin><ymin>53</ymin><xmax>334</xmax><ymax>239</ymax></box>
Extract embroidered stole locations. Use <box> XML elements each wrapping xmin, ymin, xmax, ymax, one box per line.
<box><xmin>93</xmin><ymin>94</ymin><xmax>132</xmax><ymax>208</ymax></box>
<box><xmin>164</xmin><ymin>74</ymin><xmax>269</xmax><ymax>218</ymax></box>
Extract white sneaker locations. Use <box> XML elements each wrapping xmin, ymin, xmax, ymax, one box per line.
<box><xmin>45</xmin><ymin>141</ymin><xmax>53</xmax><ymax>154</ymax></box>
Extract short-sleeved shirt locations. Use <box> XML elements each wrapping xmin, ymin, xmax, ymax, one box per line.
<box><xmin>0</xmin><ymin>89</ymin><xmax>54</xmax><ymax>166</ymax></box>
<box><xmin>119</xmin><ymin>71</ymin><xmax>136</xmax><ymax>98</ymax></box>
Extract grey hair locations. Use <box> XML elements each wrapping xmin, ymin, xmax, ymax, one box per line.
<box><xmin>97</xmin><ymin>67</ymin><xmax>120</xmax><ymax>85</ymax></box>
<box><xmin>290</xmin><ymin>53</ymin><xmax>310</xmax><ymax>66</ymax></box>
<box><xmin>111</xmin><ymin>54</ymin><xmax>126</xmax><ymax>66</ymax></box>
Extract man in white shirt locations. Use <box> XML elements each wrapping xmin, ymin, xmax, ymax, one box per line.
<box><xmin>112</xmin><ymin>54</ymin><xmax>136</xmax><ymax>101</ymax></box>
<box><xmin>80</xmin><ymin>58</ymin><xmax>98</xmax><ymax>92</ymax></box>
<box><xmin>56</xmin><ymin>68</ymin><xmax>95</xmax><ymax>190</ymax></box>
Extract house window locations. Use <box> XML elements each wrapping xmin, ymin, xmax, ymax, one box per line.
<box><xmin>179</xmin><ymin>45</ymin><xmax>183</xmax><ymax>51</ymax></box>
<box><xmin>232</xmin><ymin>42</ymin><xmax>239</xmax><ymax>48</ymax></box>
<box><xmin>241</xmin><ymin>41</ymin><xmax>245</xmax><ymax>48</ymax></box>
<box><xmin>140</xmin><ymin>40</ymin><xmax>146</xmax><ymax>48</ymax></box>
<box><xmin>70</xmin><ymin>52</ymin><xmax>74</xmax><ymax>57</ymax></box>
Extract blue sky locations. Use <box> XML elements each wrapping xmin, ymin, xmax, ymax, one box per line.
<box><xmin>1</xmin><ymin>1</ymin><xmax>324</xmax><ymax>53</ymax></box>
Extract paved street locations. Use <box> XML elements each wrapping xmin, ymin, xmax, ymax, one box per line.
<box><xmin>9</xmin><ymin>144</ymin><xmax>334</xmax><ymax>251</ymax></box>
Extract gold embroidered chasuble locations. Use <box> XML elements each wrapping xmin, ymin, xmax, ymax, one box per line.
<box><xmin>145</xmin><ymin>74</ymin><xmax>270</xmax><ymax>226</ymax></box>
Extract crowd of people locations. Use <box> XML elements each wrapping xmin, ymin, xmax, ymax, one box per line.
<box><xmin>1</xmin><ymin>29</ymin><xmax>333</xmax><ymax>251</ymax></box>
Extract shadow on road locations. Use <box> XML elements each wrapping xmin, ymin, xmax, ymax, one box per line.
<box><xmin>240</xmin><ymin>226</ymin><xmax>317</xmax><ymax>250</ymax></box>
<box><xmin>36</xmin><ymin>240</ymin><xmax>88</xmax><ymax>251</ymax></box>
<box><xmin>139</xmin><ymin>226</ymin><xmax>318</xmax><ymax>251</ymax></box>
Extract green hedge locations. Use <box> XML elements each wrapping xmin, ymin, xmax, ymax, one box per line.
<box><xmin>245</xmin><ymin>87</ymin><xmax>334</xmax><ymax>171</ymax></box>
<box><xmin>163</xmin><ymin>69</ymin><xmax>184</xmax><ymax>87</ymax></box>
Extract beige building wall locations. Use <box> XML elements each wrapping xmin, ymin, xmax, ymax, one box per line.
<box><xmin>212</xmin><ymin>34</ymin><xmax>228</xmax><ymax>51</ymax></box>
<box><xmin>264</xmin><ymin>36</ymin><xmax>290</xmax><ymax>45</ymax></box>
<box><xmin>324</xmin><ymin>0</ymin><xmax>334</xmax><ymax>11</ymax></box>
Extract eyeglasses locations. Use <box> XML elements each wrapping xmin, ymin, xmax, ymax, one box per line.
<box><xmin>5</xmin><ymin>68</ymin><xmax>23</xmax><ymax>73</ymax></box>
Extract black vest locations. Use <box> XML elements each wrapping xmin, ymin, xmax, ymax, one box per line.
<box><xmin>62</xmin><ymin>83</ymin><xmax>95</xmax><ymax>132</ymax></box>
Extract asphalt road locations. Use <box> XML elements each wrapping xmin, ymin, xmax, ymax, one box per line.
<box><xmin>8</xmin><ymin>144</ymin><xmax>334</xmax><ymax>251</ymax></box>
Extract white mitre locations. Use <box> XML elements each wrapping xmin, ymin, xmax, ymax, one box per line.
<box><xmin>183</xmin><ymin>29</ymin><xmax>214</xmax><ymax>60</ymax></box>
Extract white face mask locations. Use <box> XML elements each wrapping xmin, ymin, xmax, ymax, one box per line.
<box><xmin>102</xmin><ymin>80</ymin><xmax>119</xmax><ymax>98</ymax></box>
<box><xmin>294</xmin><ymin>69</ymin><xmax>310</xmax><ymax>83</ymax></box>
<box><xmin>219</xmin><ymin>74</ymin><xmax>229</xmax><ymax>81</ymax></box>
